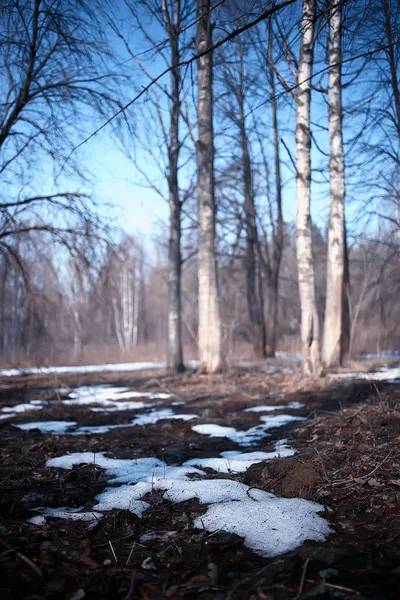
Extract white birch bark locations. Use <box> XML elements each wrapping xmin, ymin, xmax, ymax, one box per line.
<box><xmin>322</xmin><ymin>1</ymin><xmax>346</xmax><ymax>368</ymax></box>
<box><xmin>295</xmin><ymin>0</ymin><xmax>321</xmax><ymax>376</ymax></box>
<box><xmin>196</xmin><ymin>0</ymin><xmax>225</xmax><ymax>373</ymax></box>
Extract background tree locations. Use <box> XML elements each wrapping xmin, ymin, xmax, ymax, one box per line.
<box><xmin>296</xmin><ymin>0</ymin><xmax>321</xmax><ymax>376</ymax></box>
<box><xmin>196</xmin><ymin>0</ymin><xmax>224</xmax><ymax>373</ymax></box>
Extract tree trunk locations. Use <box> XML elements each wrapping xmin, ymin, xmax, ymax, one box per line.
<box><xmin>196</xmin><ymin>0</ymin><xmax>225</xmax><ymax>373</ymax></box>
<box><xmin>295</xmin><ymin>0</ymin><xmax>321</xmax><ymax>376</ymax></box>
<box><xmin>238</xmin><ymin>43</ymin><xmax>266</xmax><ymax>359</ymax></box>
<box><xmin>323</xmin><ymin>1</ymin><xmax>346</xmax><ymax>368</ymax></box>
<box><xmin>266</xmin><ymin>19</ymin><xmax>284</xmax><ymax>358</ymax></box>
<box><xmin>165</xmin><ymin>0</ymin><xmax>184</xmax><ymax>373</ymax></box>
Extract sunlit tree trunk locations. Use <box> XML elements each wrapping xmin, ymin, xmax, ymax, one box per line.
<box><xmin>323</xmin><ymin>1</ymin><xmax>346</xmax><ymax>368</ymax></box>
<box><xmin>295</xmin><ymin>0</ymin><xmax>321</xmax><ymax>376</ymax></box>
<box><xmin>163</xmin><ymin>0</ymin><xmax>184</xmax><ymax>373</ymax></box>
<box><xmin>196</xmin><ymin>0</ymin><xmax>225</xmax><ymax>373</ymax></box>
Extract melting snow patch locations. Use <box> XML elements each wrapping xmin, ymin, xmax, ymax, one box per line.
<box><xmin>244</xmin><ymin>402</ymin><xmax>304</xmax><ymax>413</ymax></box>
<box><xmin>0</xmin><ymin>360</ymin><xmax>199</xmax><ymax>378</ymax></box>
<box><xmin>193</xmin><ymin>495</ymin><xmax>331</xmax><ymax>557</ymax></box>
<box><xmin>333</xmin><ymin>367</ymin><xmax>400</xmax><ymax>382</ymax></box>
<box><xmin>69</xmin><ymin>409</ymin><xmax>198</xmax><ymax>436</ymax></box>
<box><xmin>133</xmin><ymin>409</ymin><xmax>197</xmax><ymax>427</ymax></box>
<box><xmin>0</xmin><ymin>413</ymin><xmax>16</xmax><ymax>420</ymax></box>
<box><xmin>16</xmin><ymin>409</ymin><xmax>198</xmax><ymax>437</ymax></box>
<box><xmin>192</xmin><ymin>414</ymin><xmax>305</xmax><ymax>446</ymax></box>
<box><xmin>259</xmin><ymin>414</ymin><xmax>305</xmax><ymax>427</ymax></box>
<box><xmin>15</xmin><ymin>421</ymin><xmax>77</xmax><ymax>434</ymax></box>
<box><xmin>90</xmin><ymin>401</ymin><xmax>154</xmax><ymax>412</ymax></box>
<box><xmin>46</xmin><ymin>452</ymin><xmax>202</xmax><ymax>485</ymax></box>
<box><xmin>184</xmin><ymin>440</ymin><xmax>295</xmax><ymax>473</ymax></box>
<box><xmin>1</xmin><ymin>403</ymin><xmax>43</xmax><ymax>414</ymax></box>
<box><xmin>44</xmin><ymin>452</ymin><xmax>331</xmax><ymax>556</ymax></box>
<box><xmin>63</xmin><ymin>385</ymin><xmax>169</xmax><ymax>407</ymax></box>
<box><xmin>28</xmin><ymin>507</ymin><xmax>103</xmax><ymax>525</ymax></box>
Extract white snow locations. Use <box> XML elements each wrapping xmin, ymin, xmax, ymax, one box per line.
<box><xmin>333</xmin><ymin>366</ymin><xmax>400</xmax><ymax>382</ymax></box>
<box><xmin>259</xmin><ymin>414</ymin><xmax>305</xmax><ymax>427</ymax></box>
<box><xmin>43</xmin><ymin>450</ymin><xmax>331</xmax><ymax>556</ymax></box>
<box><xmin>63</xmin><ymin>385</ymin><xmax>170</xmax><ymax>407</ymax></box>
<box><xmin>46</xmin><ymin>452</ymin><xmax>201</xmax><ymax>485</ymax></box>
<box><xmin>70</xmin><ymin>409</ymin><xmax>197</xmax><ymax>436</ymax></box>
<box><xmin>244</xmin><ymin>402</ymin><xmax>304</xmax><ymax>413</ymax></box>
<box><xmin>1</xmin><ymin>403</ymin><xmax>43</xmax><ymax>414</ymax></box>
<box><xmin>0</xmin><ymin>360</ymin><xmax>199</xmax><ymax>378</ymax></box>
<box><xmin>90</xmin><ymin>402</ymin><xmax>153</xmax><ymax>412</ymax></box>
<box><xmin>28</xmin><ymin>507</ymin><xmax>103</xmax><ymax>524</ymax></box>
<box><xmin>0</xmin><ymin>412</ymin><xmax>16</xmax><ymax>420</ymax></box>
<box><xmin>133</xmin><ymin>409</ymin><xmax>197</xmax><ymax>426</ymax></box>
<box><xmin>13</xmin><ymin>408</ymin><xmax>198</xmax><ymax>437</ymax></box>
<box><xmin>15</xmin><ymin>420</ymin><xmax>77</xmax><ymax>434</ymax></box>
<box><xmin>183</xmin><ymin>440</ymin><xmax>295</xmax><ymax>473</ymax></box>
<box><xmin>193</xmin><ymin>495</ymin><xmax>331</xmax><ymax>558</ymax></box>
<box><xmin>192</xmin><ymin>414</ymin><xmax>305</xmax><ymax>446</ymax></box>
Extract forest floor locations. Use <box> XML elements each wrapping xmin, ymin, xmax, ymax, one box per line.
<box><xmin>0</xmin><ymin>363</ymin><xmax>399</xmax><ymax>599</ymax></box>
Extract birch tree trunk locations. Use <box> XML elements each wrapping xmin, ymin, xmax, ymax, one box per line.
<box><xmin>295</xmin><ymin>0</ymin><xmax>321</xmax><ymax>376</ymax></box>
<box><xmin>196</xmin><ymin>0</ymin><xmax>225</xmax><ymax>373</ymax></box>
<box><xmin>163</xmin><ymin>0</ymin><xmax>184</xmax><ymax>373</ymax></box>
<box><xmin>322</xmin><ymin>1</ymin><xmax>346</xmax><ymax>368</ymax></box>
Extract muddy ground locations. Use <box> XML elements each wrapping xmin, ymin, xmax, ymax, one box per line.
<box><xmin>0</xmin><ymin>366</ymin><xmax>399</xmax><ymax>599</ymax></box>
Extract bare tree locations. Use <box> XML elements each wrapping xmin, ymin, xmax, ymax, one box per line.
<box><xmin>217</xmin><ymin>33</ymin><xmax>267</xmax><ymax>358</ymax></box>
<box><xmin>295</xmin><ymin>0</ymin><xmax>322</xmax><ymax>376</ymax></box>
<box><xmin>322</xmin><ymin>0</ymin><xmax>347</xmax><ymax>368</ymax></box>
<box><xmin>0</xmin><ymin>0</ymin><xmax>119</xmax><ymax>347</ymax></box>
<box><xmin>196</xmin><ymin>0</ymin><xmax>225</xmax><ymax>373</ymax></box>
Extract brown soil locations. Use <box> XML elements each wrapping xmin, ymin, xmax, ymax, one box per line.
<box><xmin>0</xmin><ymin>366</ymin><xmax>399</xmax><ymax>599</ymax></box>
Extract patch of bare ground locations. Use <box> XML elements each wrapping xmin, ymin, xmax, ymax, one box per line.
<box><xmin>0</xmin><ymin>367</ymin><xmax>399</xmax><ymax>599</ymax></box>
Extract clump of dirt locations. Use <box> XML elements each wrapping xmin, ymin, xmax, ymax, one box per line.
<box><xmin>243</xmin><ymin>456</ymin><xmax>322</xmax><ymax>499</ymax></box>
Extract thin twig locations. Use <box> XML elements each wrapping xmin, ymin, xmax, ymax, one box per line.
<box><xmin>16</xmin><ymin>552</ymin><xmax>43</xmax><ymax>577</ymax></box>
<box><xmin>109</xmin><ymin>540</ymin><xmax>118</xmax><ymax>563</ymax></box>
<box><xmin>293</xmin><ymin>558</ymin><xmax>310</xmax><ymax>600</ymax></box>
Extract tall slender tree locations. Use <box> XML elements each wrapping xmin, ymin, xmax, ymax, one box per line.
<box><xmin>162</xmin><ymin>0</ymin><xmax>185</xmax><ymax>373</ymax></box>
<box><xmin>322</xmin><ymin>0</ymin><xmax>347</xmax><ymax>368</ymax></box>
<box><xmin>196</xmin><ymin>0</ymin><xmax>225</xmax><ymax>373</ymax></box>
<box><xmin>295</xmin><ymin>0</ymin><xmax>321</xmax><ymax>376</ymax></box>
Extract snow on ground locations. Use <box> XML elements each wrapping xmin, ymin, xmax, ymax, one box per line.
<box><xmin>63</xmin><ymin>385</ymin><xmax>171</xmax><ymax>407</ymax></box>
<box><xmin>0</xmin><ymin>384</ymin><xmax>172</xmax><ymax>418</ymax></box>
<box><xmin>0</xmin><ymin>403</ymin><xmax>43</xmax><ymax>414</ymax></box>
<box><xmin>193</xmin><ymin>494</ymin><xmax>331</xmax><ymax>558</ymax></box>
<box><xmin>0</xmin><ymin>413</ymin><xmax>16</xmax><ymax>420</ymax></box>
<box><xmin>28</xmin><ymin>508</ymin><xmax>103</xmax><ymax>526</ymax></box>
<box><xmin>43</xmin><ymin>451</ymin><xmax>331</xmax><ymax>557</ymax></box>
<box><xmin>183</xmin><ymin>440</ymin><xmax>295</xmax><ymax>473</ymax></box>
<box><xmin>192</xmin><ymin>414</ymin><xmax>305</xmax><ymax>446</ymax></box>
<box><xmin>15</xmin><ymin>421</ymin><xmax>77</xmax><ymax>434</ymax></box>
<box><xmin>244</xmin><ymin>402</ymin><xmax>304</xmax><ymax>413</ymax></box>
<box><xmin>333</xmin><ymin>366</ymin><xmax>400</xmax><ymax>382</ymax></box>
<box><xmin>0</xmin><ymin>360</ymin><xmax>198</xmax><ymax>378</ymax></box>
<box><xmin>14</xmin><ymin>409</ymin><xmax>198</xmax><ymax>436</ymax></box>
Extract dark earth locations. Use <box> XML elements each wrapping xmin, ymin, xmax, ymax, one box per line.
<box><xmin>0</xmin><ymin>365</ymin><xmax>399</xmax><ymax>599</ymax></box>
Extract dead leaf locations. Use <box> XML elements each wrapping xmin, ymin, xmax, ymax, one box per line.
<box><xmin>368</xmin><ymin>478</ymin><xmax>383</xmax><ymax>488</ymax></box>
